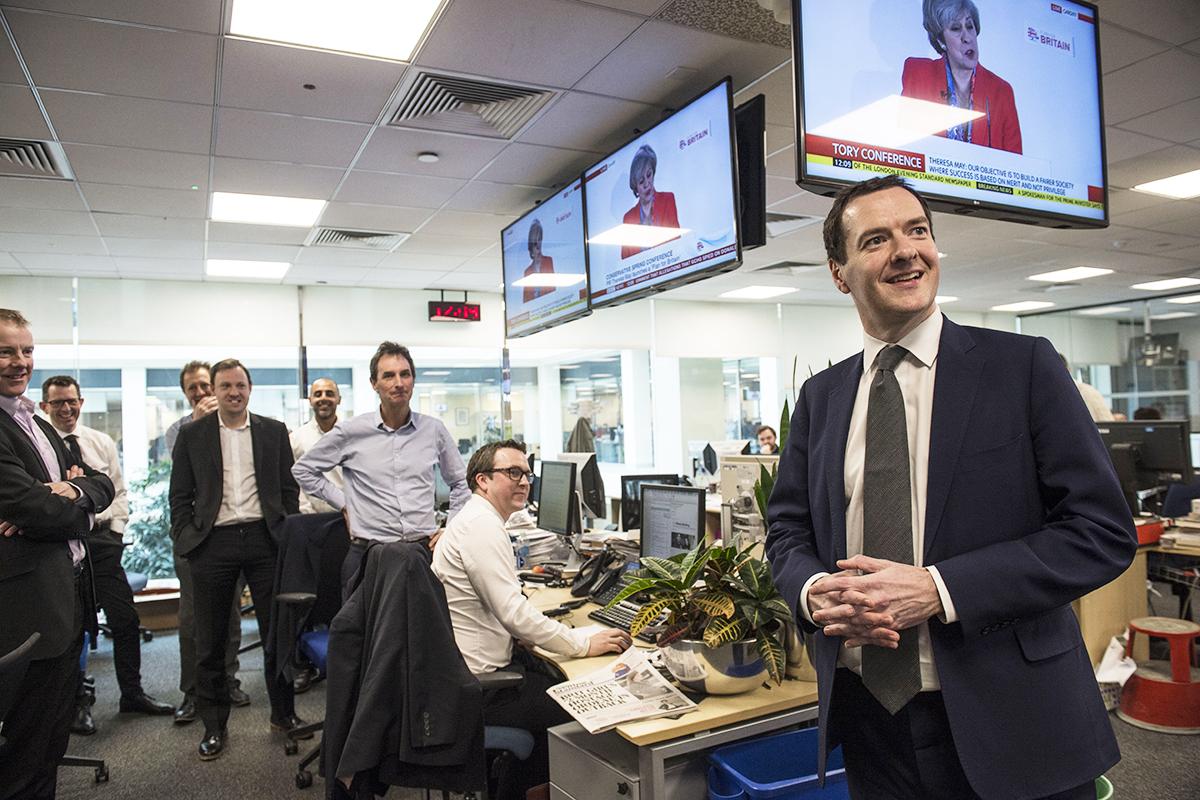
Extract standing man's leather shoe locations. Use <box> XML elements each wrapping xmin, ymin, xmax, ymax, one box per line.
<box><xmin>229</xmin><ymin>686</ymin><xmax>251</xmax><ymax>707</ymax></box>
<box><xmin>270</xmin><ymin>713</ymin><xmax>314</xmax><ymax>739</ymax></box>
<box><xmin>119</xmin><ymin>692</ymin><xmax>175</xmax><ymax>715</ymax></box>
<box><xmin>174</xmin><ymin>698</ymin><xmax>197</xmax><ymax>725</ymax></box>
<box><xmin>293</xmin><ymin>664</ymin><xmax>319</xmax><ymax>694</ymax></box>
<box><xmin>70</xmin><ymin>704</ymin><xmax>97</xmax><ymax>736</ymax></box>
<box><xmin>198</xmin><ymin>729</ymin><xmax>227</xmax><ymax>761</ymax></box>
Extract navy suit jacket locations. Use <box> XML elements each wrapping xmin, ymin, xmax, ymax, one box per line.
<box><xmin>766</xmin><ymin>317</ymin><xmax>1136</xmax><ymax>800</ymax></box>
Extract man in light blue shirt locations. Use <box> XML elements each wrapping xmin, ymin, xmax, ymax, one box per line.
<box><xmin>292</xmin><ymin>341</ymin><xmax>469</xmax><ymax>593</ymax></box>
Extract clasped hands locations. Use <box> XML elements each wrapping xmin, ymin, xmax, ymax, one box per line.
<box><xmin>807</xmin><ymin>555</ymin><xmax>943</xmax><ymax>649</ymax></box>
<box><xmin>0</xmin><ymin>465</ymin><xmax>84</xmax><ymax>538</ymax></box>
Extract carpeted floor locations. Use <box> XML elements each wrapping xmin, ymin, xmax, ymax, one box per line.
<box><xmin>56</xmin><ymin>601</ymin><xmax>1200</xmax><ymax>800</ymax></box>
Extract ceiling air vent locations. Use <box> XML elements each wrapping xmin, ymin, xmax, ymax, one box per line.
<box><xmin>753</xmin><ymin>259</ymin><xmax>825</xmax><ymax>275</ymax></box>
<box><xmin>765</xmin><ymin>211</ymin><xmax>822</xmax><ymax>238</ymax></box>
<box><xmin>388</xmin><ymin>71</ymin><xmax>555</xmax><ymax>139</ymax></box>
<box><xmin>307</xmin><ymin>228</ymin><xmax>410</xmax><ymax>251</ymax></box>
<box><xmin>0</xmin><ymin>139</ymin><xmax>73</xmax><ymax>180</ymax></box>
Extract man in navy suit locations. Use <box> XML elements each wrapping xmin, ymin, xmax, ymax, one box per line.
<box><xmin>766</xmin><ymin>176</ymin><xmax>1136</xmax><ymax>800</ymax></box>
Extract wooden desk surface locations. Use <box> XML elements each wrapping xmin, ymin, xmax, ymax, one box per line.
<box><xmin>525</xmin><ymin>585</ymin><xmax>818</xmax><ymax>747</ymax></box>
<box><xmin>1149</xmin><ymin>542</ymin><xmax>1200</xmax><ymax>558</ymax></box>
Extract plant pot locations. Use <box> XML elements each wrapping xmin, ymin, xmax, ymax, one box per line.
<box><xmin>660</xmin><ymin>638</ymin><xmax>766</xmax><ymax>695</ymax></box>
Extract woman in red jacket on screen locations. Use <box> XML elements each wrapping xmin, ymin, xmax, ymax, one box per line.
<box><xmin>620</xmin><ymin>144</ymin><xmax>681</xmax><ymax>260</ymax></box>
<box><xmin>521</xmin><ymin>219</ymin><xmax>556</xmax><ymax>303</ymax></box>
<box><xmin>901</xmin><ymin>0</ymin><xmax>1022</xmax><ymax>154</ymax></box>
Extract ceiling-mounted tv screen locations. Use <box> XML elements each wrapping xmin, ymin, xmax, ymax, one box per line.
<box><xmin>792</xmin><ymin>0</ymin><xmax>1107</xmax><ymax>228</ymax></box>
<box><xmin>583</xmin><ymin>78</ymin><xmax>742</xmax><ymax>308</ymax></box>
<box><xmin>501</xmin><ymin>180</ymin><xmax>591</xmax><ymax>339</ymax></box>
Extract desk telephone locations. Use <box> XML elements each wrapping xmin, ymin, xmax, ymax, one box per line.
<box><xmin>570</xmin><ymin>548</ymin><xmax>626</xmax><ymax>598</ymax></box>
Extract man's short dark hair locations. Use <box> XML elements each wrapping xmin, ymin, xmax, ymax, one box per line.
<box><xmin>179</xmin><ymin>360</ymin><xmax>211</xmax><ymax>391</ymax></box>
<box><xmin>822</xmin><ymin>175</ymin><xmax>935</xmax><ymax>266</ymax></box>
<box><xmin>756</xmin><ymin>425</ymin><xmax>777</xmax><ymax>438</ymax></box>
<box><xmin>467</xmin><ymin>439</ymin><xmax>527</xmax><ymax>492</ymax></box>
<box><xmin>42</xmin><ymin>374</ymin><xmax>80</xmax><ymax>401</ymax></box>
<box><xmin>369</xmin><ymin>341</ymin><xmax>415</xmax><ymax>382</ymax></box>
<box><xmin>211</xmin><ymin>358</ymin><xmax>252</xmax><ymax>388</ymax></box>
<box><xmin>0</xmin><ymin>308</ymin><xmax>30</xmax><ymax>327</ymax></box>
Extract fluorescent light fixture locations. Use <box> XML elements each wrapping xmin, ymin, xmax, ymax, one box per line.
<box><xmin>211</xmin><ymin>191</ymin><xmax>325</xmax><ymax>227</ymax></box>
<box><xmin>934</xmin><ymin>295</ymin><xmax>958</xmax><ymax>304</ymax></box>
<box><xmin>422</xmin><ymin>370</ymin><xmax>451</xmax><ymax>376</ymax></box>
<box><xmin>1131</xmin><ymin>168</ymin><xmax>1200</xmax><ymax>200</ymax></box>
<box><xmin>511</xmin><ymin>273</ymin><xmax>586</xmax><ymax>289</ymax></box>
<box><xmin>937</xmin><ymin>251</ymin><xmax>948</xmax><ymax>259</ymax></box>
<box><xmin>588</xmin><ymin>224</ymin><xmax>689</xmax><ymax>250</ymax></box>
<box><xmin>990</xmin><ymin>301</ymin><xmax>1055</xmax><ymax>312</ymax></box>
<box><xmin>1165</xmin><ymin>294</ymin><xmax>1200</xmax><ymax>305</ymax></box>
<box><xmin>1150</xmin><ymin>312</ymin><xmax>1197</xmax><ymax>320</ymax></box>
<box><xmin>1130</xmin><ymin>277</ymin><xmax>1200</xmax><ymax>291</ymax></box>
<box><xmin>1027</xmin><ymin>267</ymin><xmax>1112</xmax><ymax>283</ymax></box>
<box><xmin>205</xmin><ymin>259</ymin><xmax>291</xmax><ymax>280</ymax></box>
<box><xmin>560</xmin><ymin>364</ymin><xmax>580</xmax><ymax>369</ymax></box>
<box><xmin>813</xmin><ymin>95</ymin><xmax>984</xmax><ymax>150</ymax></box>
<box><xmin>591</xmin><ymin>373</ymin><xmax>613</xmax><ymax>378</ymax></box>
<box><xmin>741</xmin><ymin>373</ymin><xmax>759</xmax><ymax>379</ymax></box>
<box><xmin>1077</xmin><ymin>306</ymin><xmax>1131</xmax><ymax>316</ymax></box>
<box><xmin>229</xmin><ymin>0</ymin><xmax>441</xmax><ymax>61</ymax></box>
<box><xmin>719</xmin><ymin>285</ymin><xmax>799</xmax><ymax>300</ymax></box>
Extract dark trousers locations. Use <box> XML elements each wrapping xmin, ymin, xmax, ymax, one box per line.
<box><xmin>189</xmin><ymin>521</ymin><xmax>292</xmax><ymax>735</ymax></box>
<box><xmin>831</xmin><ymin>669</ymin><xmax>1095</xmax><ymax>800</ymax></box>
<box><xmin>86</xmin><ymin>533</ymin><xmax>142</xmax><ymax>698</ymax></box>
<box><xmin>174</xmin><ymin>551</ymin><xmax>242</xmax><ymax>700</ymax></box>
<box><xmin>340</xmin><ymin>538</ymin><xmax>430</xmax><ymax>601</ymax></box>
<box><xmin>480</xmin><ymin>648</ymin><xmax>571</xmax><ymax>795</ymax></box>
<box><xmin>0</xmin><ymin>579</ymin><xmax>83</xmax><ymax>800</ymax></box>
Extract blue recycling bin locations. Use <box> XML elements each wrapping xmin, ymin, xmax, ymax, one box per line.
<box><xmin>708</xmin><ymin>727</ymin><xmax>849</xmax><ymax>800</ymax></box>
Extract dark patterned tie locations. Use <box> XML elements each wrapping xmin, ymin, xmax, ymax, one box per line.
<box><xmin>65</xmin><ymin>433</ymin><xmax>84</xmax><ymax>467</ymax></box>
<box><xmin>861</xmin><ymin>345</ymin><xmax>921</xmax><ymax>714</ymax></box>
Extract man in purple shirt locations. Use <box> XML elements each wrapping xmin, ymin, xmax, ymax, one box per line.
<box><xmin>0</xmin><ymin>308</ymin><xmax>114</xmax><ymax>800</ymax></box>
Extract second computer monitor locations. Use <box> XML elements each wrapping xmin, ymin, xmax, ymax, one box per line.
<box><xmin>537</xmin><ymin>460</ymin><xmax>577</xmax><ymax>536</ymax></box>
<box><xmin>621</xmin><ymin>474</ymin><xmax>681</xmax><ymax>531</ymax></box>
<box><xmin>640</xmin><ymin>484</ymin><xmax>705</xmax><ymax>561</ymax></box>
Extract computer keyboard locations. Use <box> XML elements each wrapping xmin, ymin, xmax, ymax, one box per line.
<box><xmin>588</xmin><ymin>599</ymin><xmax>664</xmax><ymax>644</ymax></box>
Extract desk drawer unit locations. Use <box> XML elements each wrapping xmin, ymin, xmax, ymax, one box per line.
<box><xmin>549</xmin><ymin>723</ymin><xmax>706</xmax><ymax>800</ymax></box>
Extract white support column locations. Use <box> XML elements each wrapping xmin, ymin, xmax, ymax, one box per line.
<box><xmin>621</xmin><ymin>350</ymin><xmax>652</xmax><ymax>468</ymax></box>
<box><xmin>538</xmin><ymin>363</ymin><xmax>563</xmax><ymax>459</ymax></box>
<box><xmin>759</xmin><ymin>356</ymin><xmax>781</xmax><ymax>432</ymax></box>
<box><xmin>121</xmin><ymin>367</ymin><xmax>148</xmax><ymax>481</ymax></box>
<box><xmin>352</xmin><ymin>363</ymin><xmax>374</xmax><ymax>416</ymax></box>
<box><xmin>651</xmin><ymin>356</ymin><xmax>683</xmax><ymax>474</ymax></box>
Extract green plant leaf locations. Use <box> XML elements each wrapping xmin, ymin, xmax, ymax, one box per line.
<box><xmin>756</xmin><ymin>629</ymin><xmax>787</xmax><ymax>685</ymax></box>
<box><xmin>759</xmin><ymin>596</ymin><xmax>794</xmax><ymax>622</ymax></box>
<box><xmin>703</xmin><ymin>616</ymin><xmax>749</xmax><ymax>648</ymax></box>
<box><xmin>689</xmin><ymin>590</ymin><xmax>735</xmax><ymax>619</ymax></box>
<box><xmin>681</xmin><ymin>545</ymin><xmax>713</xmax><ymax>588</ymax></box>
<box><xmin>629</xmin><ymin>597</ymin><xmax>674</xmax><ymax>638</ymax></box>
<box><xmin>605</xmin><ymin>578</ymin><xmax>660</xmax><ymax>609</ymax></box>
<box><xmin>639</xmin><ymin>556</ymin><xmax>682</xmax><ymax>581</ymax></box>
<box><xmin>779</xmin><ymin>397</ymin><xmax>790</xmax><ymax>451</ymax></box>
<box><xmin>737</xmin><ymin>560</ymin><xmax>766</xmax><ymax>598</ymax></box>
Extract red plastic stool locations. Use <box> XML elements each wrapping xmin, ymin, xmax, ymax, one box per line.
<box><xmin>1117</xmin><ymin>616</ymin><xmax>1200</xmax><ymax>734</ymax></box>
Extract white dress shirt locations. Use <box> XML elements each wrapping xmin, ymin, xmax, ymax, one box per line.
<box><xmin>290</xmin><ymin>417</ymin><xmax>343</xmax><ymax>514</ymax></box>
<box><xmin>432</xmin><ymin>494</ymin><xmax>590</xmax><ymax>674</ymax></box>
<box><xmin>800</xmin><ymin>309</ymin><xmax>958</xmax><ymax>691</ymax></box>
<box><xmin>54</xmin><ymin>422</ymin><xmax>129</xmax><ymax>536</ymax></box>
<box><xmin>213</xmin><ymin>414</ymin><xmax>262</xmax><ymax>527</ymax></box>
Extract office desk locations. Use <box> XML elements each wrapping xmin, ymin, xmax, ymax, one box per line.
<box><xmin>1073</xmin><ymin>548</ymin><xmax>1148</xmax><ymax>666</ymax></box>
<box><xmin>526</xmin><ymin>586</ymin><xmax>818</xmax><ymax>799</ymax></box>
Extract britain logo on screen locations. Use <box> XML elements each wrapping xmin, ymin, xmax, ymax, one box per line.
<box><xmin>1027</xmin><ymin>27</ymin><xmax>1073</xmax><ymax>52</ymax></box>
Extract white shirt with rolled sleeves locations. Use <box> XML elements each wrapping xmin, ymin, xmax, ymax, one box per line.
<box><xmin>53</xmin><ymin>422</ymin><xmax>129</xmax><ymax>536</ymax></box>
<box><xmin>289</xmin><ymin>417</ymin><xmax>343</xmax><ymax>514</ymax></box>
<box><xmin>432</xmin><ymin>493</ymin><xmax>590</xmax><ymax>674</ymax></box>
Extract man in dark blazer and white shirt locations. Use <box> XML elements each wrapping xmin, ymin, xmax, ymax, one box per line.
<box><xmin>0</xmin><ymin>308</ymin><xmax>114</xmax><ymax>800</ymax></box>
<box><xmin>169</xmin><ymin>358</ymin><xmax>305</xmax><ymax>760</ymax></box>
<box><xmin>766</xmin><ymin>176</ymin><xmax>1136</xmax><ymax>800</ymax></box>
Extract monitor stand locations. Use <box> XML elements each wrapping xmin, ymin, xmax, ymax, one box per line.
<box><xmin>563</xmin><ymin>532</ymin><xmax>585</xmax><ymax>573</ymax></box>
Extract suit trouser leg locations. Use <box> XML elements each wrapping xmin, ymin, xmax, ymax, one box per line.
<box><xmin>175</xmin><ymin>552</ymin><xmax>242</xmax><ymax>700</ymax></box>
<box><xmin>240</xmin><ymin>523</ymin><xmax>294</xmax><ymax>719</ymax></box>
<box><xmin>89</xmin><ymin>535</ymin><xmax>142</xmax><ymax>698</ymax></box>
<box><xmin>188</xmin><ymin>533</ymin><xmax>242</xmax><ymax>736</ymax></box>
<box><xmin>0</xmin><ymin>585</ymin><xmax>83</xmax><ymax>800</ymax></box>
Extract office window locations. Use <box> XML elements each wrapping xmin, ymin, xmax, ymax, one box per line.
<box><xmin>723</xmin><ymin>358</ymin><xmax>763</xmax><ymax>444</ymax></box>
<box><xmin>413</xmin><ymin>366</ymin><xmax>537</xmax><ymax>457</ymax></box>
<box><xmin>560</xmin><ymin>356</ymin><xmax>623</xmax><ymax>463</ymax></box>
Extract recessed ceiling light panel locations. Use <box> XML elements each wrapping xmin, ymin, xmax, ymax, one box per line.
<box><xmin>211</xmin><ymin>191</ymin><xmax>325</xmax><ymax>227</ymax></box>
<box><xmin>229</xmin><ymin>0</ymin><xmax>442</xmax><ymax>61</ymax></box>
<box><xmin>1132</xmin><ymin>168</ymin><xmax>1200</xmax><ymax>200</ymax></box>
<box><xmin>991</xmin><ymin>301</ymin><xmax>1055</xmax><ymax>312</ymax></box>
<box><xmin>1130</xmin><ymin>277</ymin><xmax>1200</xmax><ymax>291</ymax></box>
<box><xmin>206</xmin><ymin>259</ymin><xmax>291</xmax><ymax>280</ymax></box>
<box><xmin>1027</xmin><ymin>267</ymin><xmax>1112</xmax><ymax>282</ymax></box>
<box><xmin>719</xmin><ymin>285</ymin><xmax>799</xmax><ymax>300</ymax></box>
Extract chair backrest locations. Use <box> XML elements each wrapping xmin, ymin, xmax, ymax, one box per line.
<box><xmin>0</xmin><ymin>632</ymin><xmax>41</xmax><ymax>724</ymax></box>
<box><xmin>273</xmin><ymin>512</ymin><xmax>350</xmax><ymax>679</ymax></box>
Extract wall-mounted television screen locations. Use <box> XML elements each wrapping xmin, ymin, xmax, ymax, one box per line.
<box><xmin>583</xmin><ymin>78</ymin><xmax>742</xmax><ymax>308</ymax></box>
<box><xmin>502</xmin><ymin>180</ymin><xmax>591</xmax><ymax>339</ymax></box>
<box><xmin>792</xmin><ymin>0</ymin><xmax>1107</xmax><ymax>228</ymax></box>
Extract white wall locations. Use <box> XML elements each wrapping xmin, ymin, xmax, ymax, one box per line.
<box><xmin>1018</xmin><ymin>314</ymin><xmax>1124</xmax><ymax>365</ymax></box>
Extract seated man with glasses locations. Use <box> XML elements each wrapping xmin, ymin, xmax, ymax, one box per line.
<box><xmin>433</xmin><ymin>439</ymin><xmax>628</xmax><ymax>795</ymax></box>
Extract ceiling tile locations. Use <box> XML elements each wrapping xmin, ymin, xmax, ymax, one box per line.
<box><xmin>64</xmin><ymin>144</ymin><xmax>209</xmax><ymax>192</ymax></box>
<box><xmin>7</xmin><ymin>9</ymin><xmax>217</xmax><ymax>104</ymax></box>
<box><xmin>294</xmin><ymin>248</ymin><xmax>388</xmax><ymax>268</ymax></box>
<box><xmin>0</xmin><ymin>22</ymin><xmax>26</xmax><ymax>83</ymax></box>
<box><xmin>443</xmin><ymin>181</ymin><xmax>548</xmax><ymax>214</ymax></box>
<box><xmin>207</xmin><ymin>222</ymin><xmax>311</xmax><ymax>246</ymax></box>
<box><xmin>356</xmin><ymin>127</ymin><xmax>507</xmax><ymax>179</ymax></box>
<box><xmin>1104</xmin><ymin>126</ymin><xmax>1174</xmax><ymax>163</ymax></box>
<box><xmin>112</xmin><ymin>256</ymin><xmax>204</xmax><ymax>276</ymax></box>
<box><xmin>359</xmin><ymin>268</ymin><xmax>447</xmax><ymax>288</ymax></box>
<box><xmin>0</xmin><ymin>232</ymin><xmax>108</xmax><ymax>255</ymax></box>
<box><xmin>284</xmin><ymin>263</ymin><xmax>371</xmax><ymax>285</ymax></box>
<box><xmin>476</xmin><ymin>142</ymin><xmax>598</xmax><ymax>187</ymax></box>
<box><xmin>583</xmin><ymin>0</ymin><xmax>666</xmax><ymax>14</ymax></box>
<box><xmin>318</xmin><ymin>202</ymin><xmax>436</xmax><ymax>232</ymax></box>
<box><xmin>767</xmin><ymin>175</ymin><xmax>803</xmax><ymax>205</ymax></box>
<box><xmin>5</xmin><ymin>0</ymin><xmax>222</xmax><ymax>34</ymax></box>
<box><xmin>204</xmin><ymin>242</ymin><xmax>302</xmax><ymax>262</ymax></box>
<box><xmin>518</xmin><ymin>91</ymin><xmax>657</xmax><ymax>152</ymax></box>
<box><xmin>0</xmin><ymin>84</ymin><xmax>52</xmax><ymax>139</ymax></box>
<box><xmin>417</xmin><ymin>0</ymin><xmax>642</xmax><ymax>89</ymax></box>
<box><xmin>1108</xmin><ymin>144</ymin><xmax>1200</xmax><ymax>188</ymax></box>
<box><xmin>455</xmin><ymin>254</ymin><xmax>503</xmax><ymax>274</ymax></box>
<box><xmin>0</xmin><ymin>178</ymin><xmax>85</xmax><ymax>211</ymax></box>
<box><xmin>41</xmin><ymin>90</ymin><xmax>213</xmax><ymax>153</ymax></box>
<box><xmin>0</xmin><ymin>252</ymin><xmax>28</xmax><ymax>274</ymax></box>
<box><xmin>80</xmin><ymin>183</ymin><xmax>208</xmax><ymax>218</ymax></box>
<box><xmin>1117</xmin><ymin>97</ymin><xmax>1200</xmax><ymax>144</ymax></box>
<box><xmin>91</xmin><ymin>212</ymin><xmax>205</xmax><ymax>239</ymax></box>
<box><xmin>1102</xmin><ymin>50</ymin><xmax>1200</xmax><ymax>124</ymax></box>
<box><xmin>736</xmin><ymin>63</ymin><xmax>793</xmax><ymax>128</ymax></box>
<box><xmin>376</xmin><ymin>252</ymin><xmax>467</xmax><ymax>271</ymax></box>
<box><xmin>13</xmin><ymin>252</ymin><xmax>116</xmax><ymax>272</ymax></box>
<box><xmin>765</xmin><ymin>146</ymin><xmax>794</xmax><ymax>179</ymax></box>
<box><xmin>215</xmin><ymin>108</ymin><xmax>370</xmax><ymax>168</ymax></box>
<box><xmin>1108</xmin><ymin>187</ymin><xmax>1175</xmax><ymax>216</ymax></box>
<box><xmin>0</xmin><ymin>207</ymin><xmax>96</xmax><ymax>236</ymax></box>
<box><xmin>575</xmin><ymin>20</ymin><xmax>787</xmax><ymax>105</ymax></box>
<box><xmin>1111</xmin><ymin>198</ymin><xmax>1200</xmax><ymax>229</ymax></box>
<box><xmin>1098</xmin><ymin>2</ymin><xmax>1200</xmax><ymax>46</ymax></box>
<box><xmin>1098</xmin><ymin>23</ymin><xmax>1171</xmax><ymax>73</ymax></box>
<box><xmin>211</xmin><ymin>157</ymin><xmax>344</xmax><ymax>199</ymax></box>
<box><xmin>429</xmin><ymin>272</ymin><xmax>499</xmax><ymax>291</ymax></box>
<box><xmin>393</xmin><ymin>233</ymin><xmax>493</xmax><ymax>257</ymax></box>
<box><xmin>219</xmin><ymin>38</ymin><xmax>406</xmax><ymax>124</ymax></box>
<box><xmin>417</xmin><ymin>209</ymin><xmax>511</xmax><ymax>239</ymax></box>
<box><xmin>103</xmin><ymin>237</ymin><xmax>205</xmax><ymax>259</ymax></box>
<box><xmin>334</xmin><ymin>170</ymin><xmax>464</xmax><ymax>208</ymax></box>
<box><xmin>766</xmin><ymin>124</ymin><xmax>793</xmax><ymax>155</ymax></box>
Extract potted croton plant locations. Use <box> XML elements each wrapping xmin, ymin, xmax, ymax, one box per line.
<box><xmin>605</xmin><ymin>541</ymin><xmax>794</xmax><ymax>695</ymax></box>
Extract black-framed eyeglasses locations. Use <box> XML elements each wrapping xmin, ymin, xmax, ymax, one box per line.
<box><xmin>484</xmin><ymin>467</ymin><xmax>534</xmax><ymax>482</ymax></box>
<box><xmin>45</xmin><ymin>398</ymin><xmax>82</xmax><ymax>408</ymax></box>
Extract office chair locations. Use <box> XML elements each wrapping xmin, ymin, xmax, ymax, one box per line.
<box><xmin>59</xmin><ymin>632</ymin><xmax>109</xmax><ymax>784</ymax></box>
<box><xmin>0</xmin><ymin>632</ymin><xmax>41</xmax><ymax>747</ymax></box>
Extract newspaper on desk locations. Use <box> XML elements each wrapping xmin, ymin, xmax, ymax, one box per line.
<box><xmin>546</xmin><ymin>645</ymin><xmax>697</xmax><ymax>734</ymax></box>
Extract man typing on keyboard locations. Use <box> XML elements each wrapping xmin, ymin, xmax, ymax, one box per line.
<box><xmin>433</xmin><ymin>439</ymin><xmax>628</xmax><ymax>795</ymax></box>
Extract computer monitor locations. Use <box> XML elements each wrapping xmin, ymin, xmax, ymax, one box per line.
<box><xmin>433</xmin><ymin>465</ymin><xmax>451</xmax><ymax>512</ymax></box>
<box><xmin>620</xmin><ymin>474</ymin><xmax>681</xmax><ymax>531</ymax></box>
<box><xmin>556</xmin><ymin>451</ymin><xmax>606</xmax><ymax>520</ymax></box>
<box><xmin>537</xmin><ymin>460</ymin><xmax>577</xmax><ymax>536</ymax></box>
<box><xmin>527</xmin><ymin>452</ymin><xmax>539</xmax><ymax>505</ymax></box>
<box><xmin>1097</xmin><ymin>420</ymin><xmax>1193</xmax><ymax>514</ymax></box>
<box><xmin>702</xmin><ymin>440</ymin><xmax>752</xmax><ymax>475</ymax></box>
<box><xmin>640</xmin><ymin>484</ymin><xmax>706</xmax><ymax>561</ymax></box>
